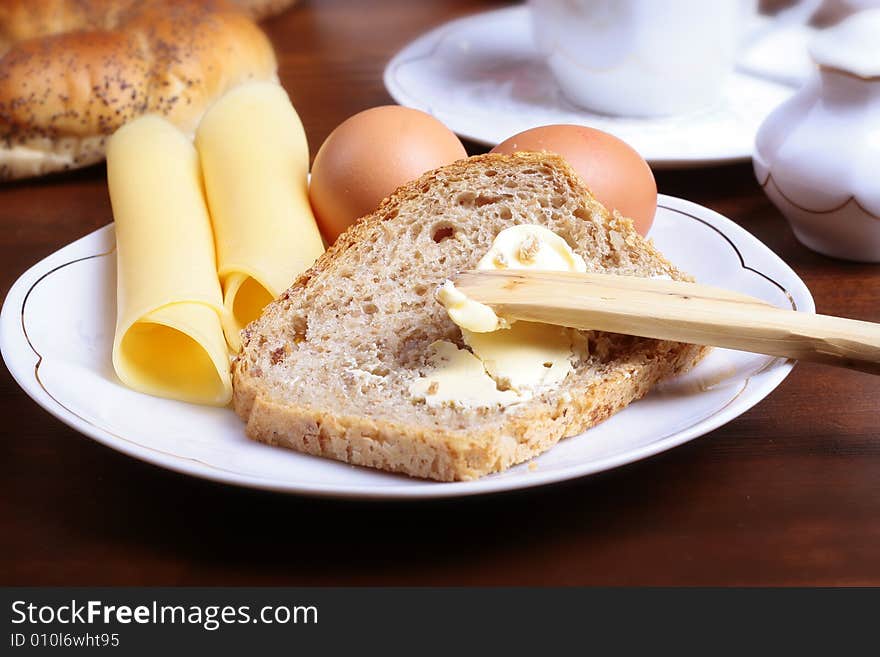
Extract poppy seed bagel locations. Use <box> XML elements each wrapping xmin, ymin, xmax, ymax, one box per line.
<box><xmin>0</xmin><ymin>0</ymin><xmax>278</xmax><ymax>180</ymax></box>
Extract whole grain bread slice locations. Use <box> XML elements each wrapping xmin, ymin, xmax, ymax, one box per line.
<box><xmin>233</xmin><ymin>152</ymin><xmax>707</xmax><ymax>481</ymax></box>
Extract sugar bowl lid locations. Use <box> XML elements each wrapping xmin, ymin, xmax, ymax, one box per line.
<box><xmin>809</xmin><ymin>9</ymin><xmax>880</xmax><ymax>79</ymax></box>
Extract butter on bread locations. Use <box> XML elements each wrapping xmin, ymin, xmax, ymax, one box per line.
<box><xmin>233</xmin><ymin>153</ymin><xmax>707</xmax><ymax>481</ymax></box>
<box><xmin>419</xmin><ymin>224</ymin><xmax>590</xmax><ymax>407</ymax></box>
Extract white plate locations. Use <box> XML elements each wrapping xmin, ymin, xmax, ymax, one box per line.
<box><xmin>0</xmin><ymin>196</ymin><xmax>812</xmax><ymax>499</ymax></box>
<box><xmin>383</xmin><ymin>6</ymin><xmax>796</xmax><ymax>168</ymax></box>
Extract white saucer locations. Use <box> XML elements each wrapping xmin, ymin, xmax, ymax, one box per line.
<box><xmin>738</xmin><ymin>18</ymin><xmax>817</xmax><ymax>88</ymax></box>
<box><xmin>384</xmin><ymin>6</ymin><xmax>797</xmax><ymax>168</ymax></box>
<box><xmin>0</xmin><ymin>196</ymin><xmax>813</xmax><ymax>499</ymax></box>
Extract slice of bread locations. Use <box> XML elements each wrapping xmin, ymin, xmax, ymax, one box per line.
<box><xmin>233</xmin><ymin>153</ymin><xmax>707</xmax><ymax>481</ymax></box>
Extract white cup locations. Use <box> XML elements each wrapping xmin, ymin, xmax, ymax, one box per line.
<box><xmin>529</xmin><ymin>0</ymin><xmax>754</xmax><ymax>117</ymax></box>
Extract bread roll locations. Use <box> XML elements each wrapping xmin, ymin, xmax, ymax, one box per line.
<box><xmin>0</xmin><ymin>0</ymin><xmax>277</xmax><ymax>181</ymax></box>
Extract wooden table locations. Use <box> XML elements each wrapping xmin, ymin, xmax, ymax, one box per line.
<box><xmin>2</xmin><ymin>0</ymin><xmax>878</xmax><ymax>586</ymax></box>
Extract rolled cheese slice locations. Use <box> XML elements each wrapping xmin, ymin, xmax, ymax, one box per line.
<box><xmin>196</xmin><ymin>81</ymin><xmax>325</xmax><ymax>351</ymax></box>
<box><xmin>108</xmin><ymin>115</ymin><xmax>232</xmax><ymax>406</ymax></box>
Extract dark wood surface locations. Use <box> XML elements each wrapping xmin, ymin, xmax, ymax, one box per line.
<box><xmin>2</xmin><ymin>0</ymin><xmax>878</xmax><ymax>586</ymax></box>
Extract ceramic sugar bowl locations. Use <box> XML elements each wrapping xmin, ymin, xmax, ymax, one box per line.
<box><xmin>754</xmin><ymin>9</ymin><xmax>880</xmax><ymax>262</ymax></box>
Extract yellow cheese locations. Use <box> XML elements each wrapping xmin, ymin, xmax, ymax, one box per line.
<box><xmin>409</xmin><ymin>341</ymin><xmax>521</xmax><ymax>408</ymax></box>
<box><xmin>414</xmin><ymin>225</ymin><xmax>586</xmax><ymax>407</ymax></box>
<box><xmin>195</xmin><ymin>81</ymin><xmax>325</xmax><ymax>351</ymax></box>
<box><xmin>108</xmin><ymin>115</ymin><xmax>232</xmax><ymax>406</ymax></box>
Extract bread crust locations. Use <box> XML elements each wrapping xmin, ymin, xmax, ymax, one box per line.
<box><xmin>0</xmin><ymin>0</ymin><xmax>277</xmax><ymax>180</ymax></box>
<box><xmin>233</xmin><ymin>153</ymin><xmax>708</xmax><ymax>481</ymax></box>
<box><xmin>234</xmin><ymin>340</ymin><xmax>704</xmax><ymax>481</ymax></box>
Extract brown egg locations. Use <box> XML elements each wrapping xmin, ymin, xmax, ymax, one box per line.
<box><xmin>491</xmin><ymin>125</ymin><xmax>657</xmax><ymax>235</ymax></box>
<box><xmin>309</xmin><ymin>106</ymin><xmax>467</xmax><ymax>243</ymax></box>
